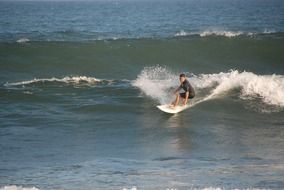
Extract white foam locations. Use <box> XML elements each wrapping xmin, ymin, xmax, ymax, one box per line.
<box><xmin>4</xmin><ymin>76</ymin><xmax>101</xmax><ymax>87</ymax></box>
<box><xmin>122</xmin><ymin>187</ymin><xmax>137</xmax><ymax>190</ymax></box>
<box><xmin>133</xmin><ymin>66</ymin><xmax>284</xmax><ymax>109</ymax></box>
<box><xmin>0</xmin><ymin>186</ymin><xmax>39</xmax><ymax>190</ymax></box>
<box><xmin>174</xmin><ymin>30</ymin><xmax>189</xmax><ymax>37</ymax></box>
<box><xmin>199</xmin><ymin>31</ymin><xmax>244</xmax><ymax>38</ymax></box>
<box><xmin>174</xmin><ymin>30</ymin><xmax>258</xmax><ymax>38</ymax></box>
<box><xmin>16</xmin><ymin>38</ymin><xmax>30</xmax><ymax>43</ymax></box>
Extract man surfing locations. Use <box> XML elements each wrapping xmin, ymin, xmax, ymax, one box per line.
<box><xmin>171</xmin><ymin>73</ymin><xmax>195</xmax><ymax>108</ymax></box>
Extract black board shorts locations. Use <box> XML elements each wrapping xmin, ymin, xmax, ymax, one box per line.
<box><xmin>180</xmin><ymin>92</ymin><xmax>195</xmax><ymax>99</ymax></box>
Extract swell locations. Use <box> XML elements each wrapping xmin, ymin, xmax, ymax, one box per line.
<box><xmin>1</xmin><ymin>35</ymin><xmax>283</xmax><ymax>79</ymax></box>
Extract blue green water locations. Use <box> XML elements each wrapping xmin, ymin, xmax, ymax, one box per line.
<box><xmin>0</xmin><ymin>0</ymin><xmax>284</xmax><ymax>190</ymax></box>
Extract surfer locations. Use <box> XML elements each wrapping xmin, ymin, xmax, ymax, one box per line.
<box><xmin>171</xmin><ymin>73</ymin><xmax>195</xmax><ymax>108</ymax></box>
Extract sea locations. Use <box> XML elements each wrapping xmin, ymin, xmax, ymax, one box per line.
<box><xmin>0</xmin><ymin>0</ymin><xmax>284</xmax><ymax>190</ymax></box>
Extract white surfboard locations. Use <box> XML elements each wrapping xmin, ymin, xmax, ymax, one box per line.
<box><xmin>157</xmin><ymin>104</ymin><xmax>190</xmax><ymax>114</ymax></box>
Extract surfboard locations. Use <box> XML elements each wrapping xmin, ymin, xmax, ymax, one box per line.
<box><xmin>157</xmin><ymin>104</ymin><xmax>190</xmax><ymax>114</ymax></box>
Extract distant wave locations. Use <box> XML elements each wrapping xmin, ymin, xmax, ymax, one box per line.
<box><xmin>121</xmin><ymin>187</ymin><xmax>268</xmax><ymax>190</ymax></box>
<box><xmin>4</xmin><ymin>76</ymin><xmax>102</xmax><ymax>87</ymax></box>
<box><xmin>0</xmin><ymin>186</ymin><xmax>269</xmax><ymax>190</ymax></box>
<box><xmin>16</xmin><ymin>38</ymin><xmax>30</xmax><ymax>43</ymax></box>
<box><xmin>133</xmin><ymin>66</ymin><xmax>284</xmax><ymax>111</ymax></box>
<box><xmin>174</xmin><ymin>30</ymin><xmax>246</xmax><ymax>38</ymax></box>
<box><xmin>200</xmin><ymin>31</ymin><xmax>247</xmax><ymax>37</ymax></box>
<box><xmin>174</xmin><ymin>30</ymin><xmax>189</xmax><ymax>37</ymax></box>
<box><xmin>174</xmin><ymin>29</ymin><xmax>278</xmax><ymax>38</ymax></box>
<box><xmin>0</xmin><ymin>186</ymin><xmax>39</xmax><ymax>190</ymax></box>
<box><xmin>3</xmin><ymin>29</ymin><xmax>282</xmax><ymax>43</ymax></box>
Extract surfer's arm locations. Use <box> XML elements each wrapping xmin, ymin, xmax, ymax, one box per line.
<box><xmin>174</xmin><ymin>86</ymin><xmax>181</xmax><ymax>94</ymax></box>
<box><xmin>183</xmin><ymin>92</ymin><xmax>189</xmax><ymax>105</ymax></box>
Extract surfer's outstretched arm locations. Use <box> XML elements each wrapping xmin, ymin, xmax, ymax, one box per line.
<box><xmin>173</xmin><ymin>86</ymin><xmax>181</xmax><ymax>95</ymax></box>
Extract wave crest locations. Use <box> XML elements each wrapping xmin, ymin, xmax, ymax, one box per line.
<box><xmin>4</xmin><ymin>76</ymin><xmax>102</xmax><ymax>87</ymax></box>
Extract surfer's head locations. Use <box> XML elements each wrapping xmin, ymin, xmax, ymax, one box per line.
<box><xmin>179</xmin><ymin>73</ymin><xmax>186</xmax><ymax>82</ymax></box>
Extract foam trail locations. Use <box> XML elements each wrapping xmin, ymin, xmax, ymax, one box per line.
<box><xmin>133</xmin><ymin>66</ymin><xmax>284</xmax><ymax>109</ymax></box>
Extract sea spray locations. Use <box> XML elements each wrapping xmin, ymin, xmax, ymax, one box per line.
<box><xmin>132</xmin><ymin>66</ymin><xmax>179</xmax><ymax>104</ymax></box>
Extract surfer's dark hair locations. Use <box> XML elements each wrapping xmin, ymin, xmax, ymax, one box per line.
<box><xmin>179</xmin><ymin>73</ymin><xmax>186</xmax><ymax>78</ymax></box>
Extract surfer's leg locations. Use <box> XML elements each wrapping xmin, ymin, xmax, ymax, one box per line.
<box><xmin>171</xmin><ymin>92</ymin><xmax>178</xmax><ymax>106</ymax></box>
<box><xmin>173</xmin><ymin>93</ymin><xmax>180</xmax><ymax>107</ymax></box>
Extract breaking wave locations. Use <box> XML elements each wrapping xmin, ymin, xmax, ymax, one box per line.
<box><xmin>132</xmin><ymin>66</ymin><xmax>284</xmax><ymax>110</ymax></box>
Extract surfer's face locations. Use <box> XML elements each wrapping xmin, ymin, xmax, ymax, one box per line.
<box><xmin>179</xmin><ymin>76</ymin><xmax>185</xmax><ymax>83</ymax></box>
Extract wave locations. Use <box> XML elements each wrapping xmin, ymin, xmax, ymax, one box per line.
<box><xmin>198</xmin><ymin>189</ymin><xmax>267</xmax><ymax>190</ymax></box>
<box><xmin>174</xmin><ymin>29</ymin><xmax>279</xmax><ymax>38</ymax></box>
<box><xmin>174</xmin><ymin>30</ymin><xmax>189</xmax><ymax>37</ymax></box>
<box><xmin>2</xmin><ymin>29</ymin><xmax>282</xmax><ymax>43</ymax></box>
<box><xmin>132</xmin><ymin>66</ymin><xmax>284</xmax><ymax>111</ymax></box>
<box><xmin>121</xmin><ymin>187</ymin><xmax>268</xmax><ymax>190</ymax></box>
<box><xmin>16</xmin><ymin>38</ymin><xmax>30</xmax><ymax>43</ymax></box>
<box><xmin>4</xmin><ymin>76</ymin><xmax>102</xmax><ymax>87</ymax></box>
<box><xmin>0</xmin><ymin>186</ymin><xmax>268</xmax><ymax>190</ymax></box>
<box><xmin>199</xmin><ymin>31</ymin><xmax>247</xmax><ymax>38</ymax></box>
<box><xmin>0</xmin><ymin>186</ymin><xmax>39</xmax><ymax>190</ymax></box>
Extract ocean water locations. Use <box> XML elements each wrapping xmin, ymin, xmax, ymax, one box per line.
<box><xmin>0</xmin><ymin>0</ymin><xmax>284</xmax><ymax>190</ymax></box>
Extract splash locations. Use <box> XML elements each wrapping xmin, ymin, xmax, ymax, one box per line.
<box><xmin>133</xmin><ymin>66</ymin><xmax>284</xmax><ymax>109</ymax></box>
<box><xmin>132</xmin><ymin>66</ymin><xmax>178</xmax><ymax>104</ymax></box>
